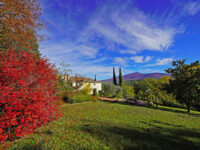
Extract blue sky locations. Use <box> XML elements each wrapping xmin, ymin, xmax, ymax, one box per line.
<box><xmin>39</xmin><ymin>0</ymin><xmax>200</xmax><ymax>80</ymax></box>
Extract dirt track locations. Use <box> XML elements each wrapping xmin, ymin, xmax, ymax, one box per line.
<box><xmin>99</xmin><ymin>97</ymin><xmax>117</xmax><ymax>102</ymax></box>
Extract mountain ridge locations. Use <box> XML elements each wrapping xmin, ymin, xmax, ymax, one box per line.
<box><xmin>102</xmin><ymin>72</ymin><xmax>169</xmax><ymax>82</ymax></box>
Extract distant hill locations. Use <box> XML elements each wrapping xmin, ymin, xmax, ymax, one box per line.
<box><xmin>102</xmin><ymin>72</ymin><xmax>169</xmax><ymax>82</ymax></box>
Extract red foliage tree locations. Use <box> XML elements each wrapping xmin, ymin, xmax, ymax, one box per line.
<box><xmin>0</xmin><ymin>49</ymin><xmax>61</xmax><ymax>142</ymax></box>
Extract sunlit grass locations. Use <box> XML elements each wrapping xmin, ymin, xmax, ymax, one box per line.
<box><xmin>2</xmin><ymin>101</ymin><xmax>200</xmax><ymax>150</ymax></box>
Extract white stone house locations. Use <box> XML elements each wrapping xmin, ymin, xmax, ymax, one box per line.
<box><xmin>63</xmin><ymin>75</ymin><xmax>102</xmax><ymax>95</ymax></box>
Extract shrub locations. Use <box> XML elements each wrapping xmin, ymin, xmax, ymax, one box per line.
<box><xmin>102</xmin><ymin>83</ymin><xmax>123</xmax><ymax>97</ymax></box>
<box><xmin>98</xmin><ymin>90</ymin><xmax>103</xmax><ymax>96</ymax></box>
<box><xmin>68</xmin><ymin>94</ymin><xmax>93</xmax><ymax>103</ymax></box>
<box><xmin>132</xmin><ymin>77</ymin><xmax>183</xmax><ymax>107</ymax></box>
<box><xmin>80</xmin><ymin>83</ymin><xmax>91</xmax><ymax>95</ymax></box>
<box><xmin>159</xmin><ymin>92</ymin><xmax>183</xmax><ymax>108</ymax></box>
<box><xmin>57</xmin><ymin>80</ymin><xmax>75</xmax><ymax>103</ymax></box>
<box><xmin>93</xmin><ymin>89</ymin><xmax>98</xmax><ymax>96</ymax></box>
<box><xmin>60</xmin><ymin>89</ymin><xmax>75</xmax><ymax>103</ymax></box>
<box><xmin>122</xmin><ymin>83</ymin><xmax>135</xmax><ymax>99</ymax></box>
<box><xmin>0</xmin><ymin>49</ymin><xmax>61</xmax><ymax>142</ymax></box>
<box><xmin>92</xmin><ymin>96</ymin><xmax>99</xmax><ymax>102</ymax></box>
<box><xmin>115</xmin><ymin>86</ymin><xmax>123</xmax><ymax>97</ymax></box>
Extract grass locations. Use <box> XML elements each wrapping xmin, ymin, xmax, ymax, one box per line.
<box><xmin>2</xmin><ymin>101</ymin><xmax>200</xmax><ymax>150</ymax></box>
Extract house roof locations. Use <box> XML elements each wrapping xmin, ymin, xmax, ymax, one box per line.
<box><xmin>68</xmin><ymin>77</ymin><xmax>101</xmax><ymax>83</ymax></box>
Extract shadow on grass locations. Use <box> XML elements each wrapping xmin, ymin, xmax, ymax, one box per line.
<box><xmin>81</xmin><ymin>122</ymin><xmax>200</xmax><ymax>150</ymax></box>
<box><xmin>19</xmin><ymin>144</ymin><xmax>42</xmax><ymax>150</ymax></box>
<box><xmin>144</xmin><ymin>105</ymin><xmax>200</xmax><ymax>117</ymax></box>
<box><xmin>102</xmin><ymin>100</ymin><xmax>200</xmax><ymax>117</ymax></box>
<box><xmin>151</xmin><ymin>120</ymin><xmax>183</xmax><ymax>128</ymax></box>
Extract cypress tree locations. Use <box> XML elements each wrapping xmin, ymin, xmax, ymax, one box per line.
<box><xmin>119</xmin><ymin>67</ymin><xmax>123</xmax><ymax>86</ymax></box>
<box><xmin>113</xmin><ymin>66</ymin><xmax>117</xmax><ymax>85</ymax></box>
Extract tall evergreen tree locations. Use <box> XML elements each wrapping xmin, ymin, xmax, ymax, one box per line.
<box><xmin>113</xmin><ymin>66</ymin><xmax>117</xmax><ymax>85</ymax></box>
<box><xmin>119</xmin><ymin>67</ymin><xmax>123</xmax><ymax>86</ymax></box>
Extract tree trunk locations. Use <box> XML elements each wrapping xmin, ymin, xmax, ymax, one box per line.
<box><xmin>186</xmin><ymin>103</ymin><xmax>191</xmax><ymax>113</ymax></box>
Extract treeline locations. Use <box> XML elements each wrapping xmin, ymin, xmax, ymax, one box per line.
<box><xmin>101</xmin><ymin>76</ymin><xmax>177</xmax><ymax>107</ymax></box>
<box><xmin>101</xmin><ymin>60</ymin><xmax>200</xmax><ymax>113</ymax></box>
<box><xmin>128</xmin><ymin>76</ymin><xmax>179</xmax><ymax>107</ymax></box>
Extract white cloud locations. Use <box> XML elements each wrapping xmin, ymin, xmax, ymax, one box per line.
<box><xmin>131</xmin><ymin>56</ymin><xmax>152</xmax><ymax>63</ymax></box>
<box><xmin>138</xmin><ymin>69</ymin><xmax>164</xmax><ymax>73</ymax></box>
<box><xmin>75</xmin><ymin>45</ymin><xmax>99</xmax><ymax>58</ymax></box>
<box><xmin>120</xmin><ymin>50</ymin><xmax>137</xmax><ymax>55</ymax></box>
<box><xmin>114</xmin><ymin>57</ymin><xmax>127</xmax><ymax>66</ymax></box>
<box><xmin>40</xmin><ymin>42</ymin><xmax>112</xmax><ymax>79</ymax></box>
<box><xmin>147</xmin><ymin>57</ymin><xmax>173</xmax><ymax>66</ymax></box>
<box><xmin>156</xmin><ymin>58</ymin><xmax>173</xmax><ymax>65</ymax></box>
<box><xmin>80</xmin><ymin>8</ymin><xmax>182</xmax><ymax>55</ymax></box>
<box><xmin>39</xmin><ymin>1</ymin><xmax>183</xmax><ymax>80</ymax></box>
<box><xmin>40</xmin><ymin>41</ymin><xmax>99</xmax><ymax>58</ymax></box>
<box><xmin>131</xmin><ymin>56</ymin><xmax>144</xmax><ymax>63</ymax></box>
<box><xmin>144</xmin><ymin>56</ymin><xmax>152</xmax><ymax>62</ymax></box>
<box><xmin>184</xmin><ymin>1</ymin><xmax>200</xmax><ymax>16</ymax></box>
<box><xmin>112</xmin><ymin>12</ymin><xmax>177</xmax><ymax>52</ymax></box>
<box><xmin>40</xmin><ymin>41</ymin><xmax>136</xmax><ymax>80</ymax></box>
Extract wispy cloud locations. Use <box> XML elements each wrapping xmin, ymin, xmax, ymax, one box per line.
<box><xmin>184</xmin><ymin>1</ymin><xmax>200</xmax><ymax>16</ymax></box>
<box><xmin>146</xmin><ymin>57</ymin><xmax>173</xmax><ymax>66</ymax></box>
<box><xmin>138</xmin><ymin>68</ymin><xmax>164</xmax><ymax>73</ymax></box>
<box><xmin>131</xmin><ymin>56</ymin><xmax>152</xmax><ymax>63</ymax></box>
<box><xmin>39</xmin><ymin>0</ymin><xmax>185</xmax><ymax>80</ymax></box>
<box><xmin>114</xmin><ymin>57</ymin><xmax>127</xmax><ymax>66</ymax></box>
<box><xmin>40</xmin><ymin>42</ymin><xmax>111</xmax><ymax>79</ymax></box>
<box><xmin>145</xmin><ymin>56</ymin><xmax>152</xmax><ymax>62</ymax></box>
<box><xmin>111</xmin><ymin>12</ymin><xmax>179</xmax><ymax>53</ymax></box>
<box><xmin>74</xmin><ymin>45</ymin><xmax>99</xmax><ymax>58</ymax></box>
<box><xmin>80</xmin><ymin>6</ymin><xmax>183</xmax><ymax>55</ymax></box>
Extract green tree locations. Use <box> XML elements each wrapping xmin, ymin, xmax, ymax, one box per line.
<box><xmin>119</xmin><ymin>67</ymin><xmax>123</xmax><ymax>86</ymax></box>
<box><xmin>122</xmin><ymin>83</ymin><xmax>135</xmax><ymax>99</ymax></box>
<box><xmin>166</xmin><ymin>59</ymin><xmax>200</xmax><ymax>112</ymax></box>
<box><xmin>132</xmin><ymin>77</ymin><xmax>177</xmax><ymax>107</ymax></box>
<box><xmin>113</xmin><ymin>66</ymin><xmax>117</xmax><ymax>85</ymax></box>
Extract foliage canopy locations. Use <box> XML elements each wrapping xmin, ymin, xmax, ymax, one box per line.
<box><xmin>166</xmin><ymin>59</ymin><xmax>200</xmax><ymax>112</ymax></box>
<box><xmin>0</xmin><ymin>0</ymin><xmax>42</xmax><ymax>55</ymax></box>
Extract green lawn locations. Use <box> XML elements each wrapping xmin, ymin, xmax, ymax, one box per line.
<box><xmin>2</xmin><ymin>101</ymin><xmax>200</xmax><ymax>150</ymax></box>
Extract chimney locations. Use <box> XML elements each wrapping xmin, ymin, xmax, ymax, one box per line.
<box><xmin>64</xmin><ymin>74</ymin><xmax>67</xmax><ymax>81</ymax></box>
<box><xmin>64</xmin><ymin>74</ymin><xmax>70</xmax><ymax>81</ymax></box>
<box><xmin>67</xmin><ymin>74</ymin><xmax>70</xmax><ymax>80</ymax></box>
<box><xmin>94</xmin><ymin>75</ymin><xmax>97</xmax><ymax>81</ymax></box>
